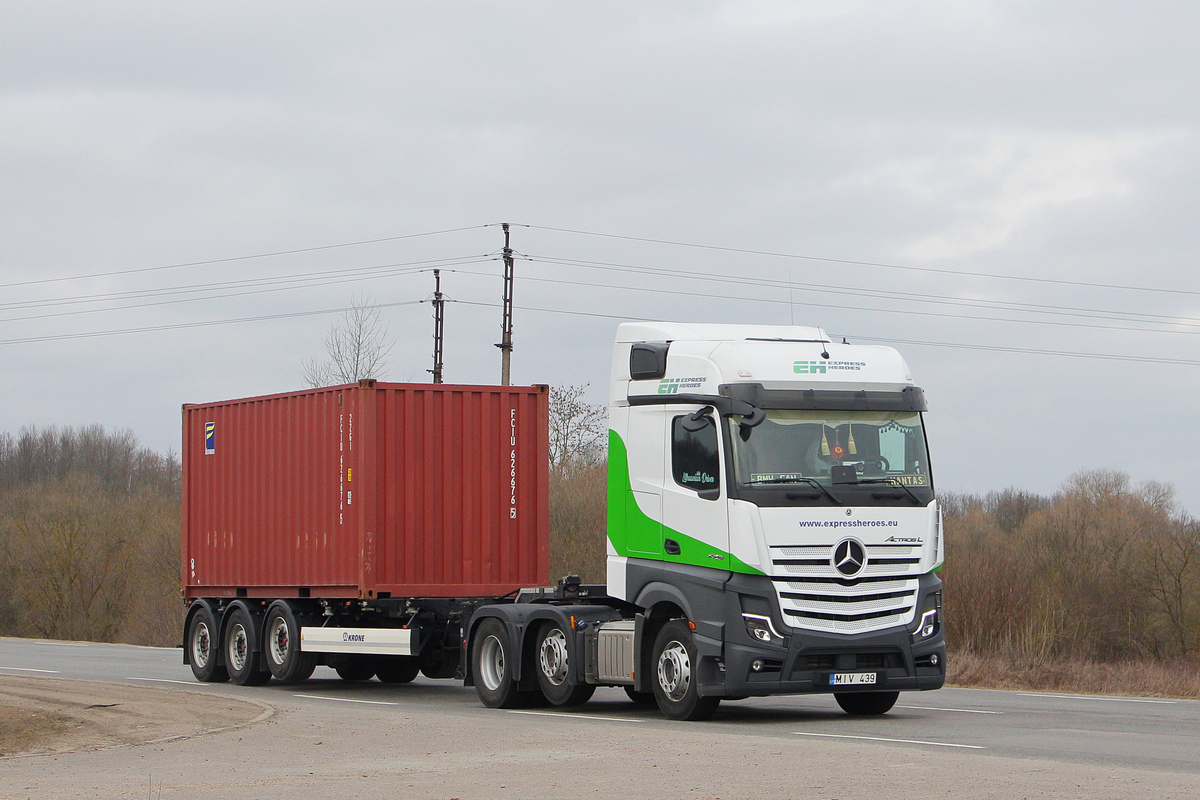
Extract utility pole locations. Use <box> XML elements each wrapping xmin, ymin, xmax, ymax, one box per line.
<box><xmin>496</xmin><ymin>222</ymin><xmax>515</xmax><ymax>385</ymax></box>
<box><xmin>429</xmin><ymin>269</ymin><xmax>445</xmax><ymax>384</ymax></box>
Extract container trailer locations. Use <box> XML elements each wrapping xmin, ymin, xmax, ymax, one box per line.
<box><xmin>182</xmin><ymin>322</ymin><xmax>945</xmax><ymax>720</ymax></box>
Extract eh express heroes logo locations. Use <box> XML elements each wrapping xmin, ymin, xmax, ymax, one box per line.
<box><xmin>794</xmin><ymin>360</ymin><xmax>865</xmax><ymax>375</ymax></box>
<box><xmin>658</xmin><ymin>377</ymin><xmax>706</xmax><ymax>394</ymax></box>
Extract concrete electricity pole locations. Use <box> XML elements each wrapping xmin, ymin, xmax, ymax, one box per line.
<box><xmin>496</xmin><ymin>223</ymin><xmax>515</xmax><ymax>386</ymax></box>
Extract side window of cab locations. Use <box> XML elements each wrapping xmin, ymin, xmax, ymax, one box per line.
<box><xmin>671</xmin><ymin>415</ymin><xmax>720</xmax><ymax>492</ymax></box>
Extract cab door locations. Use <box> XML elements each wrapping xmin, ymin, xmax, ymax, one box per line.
<box><xmin>659</xmin><ymin>411</ymin><xmax>730</xmax><ymax>567</ymax></box>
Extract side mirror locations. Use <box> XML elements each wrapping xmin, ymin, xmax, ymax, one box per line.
<box><xmin>681</xmin><ymin>406</ymin><xmax>714</xmax><ymax>432</ymax></box>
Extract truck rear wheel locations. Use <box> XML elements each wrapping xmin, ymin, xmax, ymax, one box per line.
<box><xmin>263</xmin><ymin>603</ymin><xmax>317</xmax><ymax>683</ymax></box>
<box><xmin>224</xmin><ymin>607</ymin><xmax>270</xmax><ymax>686</ymax></box>
<box><xmin>651</xmin><ymin>620</ymin><xmax>720</xmax><ymax>721</ymax></box>
<box><xmin>374</xmin><ymin>656</ymin><xmax>421</xmax><ymax>683</ymax></box>
<box><xmin>187</xmin><ymin>604</ymin><xmax>228</xmax><ymax>683</ymax></box>
<box><xmin>535</xmin><ymin>623</ymin><xmax>595</xmax><ymax>706</ymax></box>
<box><xmin>835</xmin><ymin>691</ymin><xmax>899</xmax><ymax>716</ymax></box>
<box><xmin>472</xmin><ymin>618</ymin><xmax>535</xmax><ymax>708</ymax></box>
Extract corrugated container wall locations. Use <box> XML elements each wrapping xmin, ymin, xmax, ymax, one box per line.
<box><xmin>182</xmin><ymin>382</ymin><xmax>549</xmax><ymax>599</ymax></box>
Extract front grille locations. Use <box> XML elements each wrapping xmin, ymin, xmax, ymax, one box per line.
<box><xmin>769</xmin><ymin>543</ymin><xmax>921</xmax><ymax>634</ymax></box>
<box><xmin>798</xmin><ymin>651</ymin><xmax>904</xmax><ymax>672</ymax></box>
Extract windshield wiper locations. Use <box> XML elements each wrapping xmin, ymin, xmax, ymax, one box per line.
<box><xmin>855</xmin><ymin>477</ymin><xmax>923</xmax><ymax>505</ymax></box>
<box><xmin>744</xmin><ymin>476</ymin><xmax>842</xmax><ymax>505</ymax></box>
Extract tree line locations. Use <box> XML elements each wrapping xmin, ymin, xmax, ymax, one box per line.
<box><xmin>0</xmin><ymin>426</ymin><xmax>181</xmax><ymax>646</ymax></box>
<box><xmin>942</xmin><ymin>470</ymin><xmax>1200</xmax><ymax>662</ymax></box>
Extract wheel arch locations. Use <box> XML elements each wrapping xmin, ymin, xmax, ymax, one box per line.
<box><xmin>633</xmin><ymin>590</ymin><xmax>691</xmax><ymax>694</ymax></box>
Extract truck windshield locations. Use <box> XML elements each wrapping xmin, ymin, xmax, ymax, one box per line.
<box><xmin>728</xmin><ymin>410</ymin><xmax>933</xmax><ymax>502</ymax></box>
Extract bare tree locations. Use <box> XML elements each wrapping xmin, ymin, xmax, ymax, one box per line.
<box><xmin>302</xmin><ymin>294</ymin><xmax>395</xmax><ymax>388</ymax></box>
<box><xmin>548</xmin><ymin>384</ymin><xmax>607</xmax><ymax>473</ymax></box>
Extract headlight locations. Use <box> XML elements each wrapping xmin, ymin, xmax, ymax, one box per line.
<box><xmin>742</xmin><ymin>613</ymin><xmax>783</xmax><ymax>644</ymax></box>
<box><xmin>918</xmin><ymin>609</ymin><xmax>938</xmax><ymax>638</ymax></box>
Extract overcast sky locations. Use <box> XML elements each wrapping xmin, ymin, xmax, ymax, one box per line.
<box><xmin>3</xmin><ymin>1</ymin><xmax>1199</xmax><ymax>514</ymax></box>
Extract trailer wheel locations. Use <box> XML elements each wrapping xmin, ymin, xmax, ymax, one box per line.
<box><xmin>835</xmin><ymin>691</ymin><xmax>899</xmax><ymax>716</ymax></box>
<box><xmin>471</xmin><ymin>618</ymin><xmax>533</xmax><ymax>708</ymax></box>
<box><xmin>374</xmin><ymin>656</ymin><xmax>421</xmax><ymax>684</ymax></box>
<box><xmin>534</xmin><ymin>623</ymin><xmax>595</xmax><ymax>706</ymax></box>
<box><xmin>651</xmin><ymin>620</ymin><xmax>720</xmax><ymax>721</ymax></box>
<box><xmin>334</xmin><ymin>657</ymin><xmax>376</xmax><ymax>681</ymax></box>
<box><xmin>224</xmin><ymin>607</ymin><xmax>270</xmax><ymax>686</ymax></box>
<box><xmin>263</xmin><ymin>603</ymin><xmax>317</xmax><ymax>683</ymax></box>
<box><xmin>186</xmin><ymin>604</ymin><xmax>228</xmax><ymax>683</ymax></box>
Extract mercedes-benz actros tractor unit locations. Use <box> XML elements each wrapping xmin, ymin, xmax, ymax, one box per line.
<box><xmin>182</xmin><ymin>321</ymin><xmax>945</xmax><ymax>721</ymax></box>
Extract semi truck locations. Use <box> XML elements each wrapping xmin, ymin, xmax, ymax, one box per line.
<box><xmin>182</xmin><ymin>321</ymin><xmax>945</xmax><ymax>720</ymax></box>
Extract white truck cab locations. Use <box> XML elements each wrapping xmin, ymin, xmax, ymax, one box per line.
<box><xmin>603</xmin><ymin>322</ymin><xmax>945</xmax><ymax>716</ymax></box>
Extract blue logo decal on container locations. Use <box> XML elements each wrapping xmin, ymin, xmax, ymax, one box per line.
<box><xmin>204</xmin><ymin>422</ymin><xmax>216</xmax><ymax>455</ymax></box>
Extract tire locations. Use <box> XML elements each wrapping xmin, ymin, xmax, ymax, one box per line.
<box><xmin>186</xmin><ymin>604</ymin><xmax>228</xmax><ymax>683</ymax></box>
<box><xmin>418</xmin><ymin>645</ymin><xmax>460</xmax><ymax>680</ymax></box>
<box><xmin>374</xmin><ymin>656</ymin><xmax>421</xmax><ymax>684</ymax></box>
<box><xmin>224</xmin><ymin>607</ymin><xmax>270</xmax><ymax>686</ymax></box>
<box><xmin>835</xmin><ymin>691</ymin><xmax>899</xmax><ymax>716</ymax></box>
<box><xmin>334</xmin><ymin>657</ymin><xmax>376</xmax><ymax>682</ymax></box>
<box><xmin>263</xmin><ymin>603</ymin><xmax>317</xmax><ymax>683</ymax></box>
<box><xmin>623</xmin><ymin>686</ymin><xmax>655</xmax><ymax>706</ymax></box>
<box><xmin>534</xmin><ymin>623</ymin><xmax>595</xmax><ymax>707</ymax></box>
<box><xmin>651</xmin><ymin>620</ymin><xmax>720</xmax><ymax>721</ymax></box>
<box><xmin>471</xmin><ymin>618</ymin><xmax>536</xmax><ymax>708</ymax></box>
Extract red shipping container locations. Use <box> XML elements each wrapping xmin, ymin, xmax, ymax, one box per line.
<box><xmin>181</xmin><ymin>381</ymin><xmax>549</xmax><ymax>600</ymax></box>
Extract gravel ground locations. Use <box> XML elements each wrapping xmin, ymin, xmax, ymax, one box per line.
<box><xmin>0</xmin><ymin>676</ymin><xmax>269</xmax><ymax>757</ymax></box>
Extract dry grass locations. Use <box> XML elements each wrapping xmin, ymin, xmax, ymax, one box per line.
<box><xmin>948</xmin><ymin>648</ymin><xmax>1200</xmax><ymax>699</ymax></box>
<box><xmin>0</xmin><ymin>706</ymin><xmax>69</xmax><ymax>756</ymax></box>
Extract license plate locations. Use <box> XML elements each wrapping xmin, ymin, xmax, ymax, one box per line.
<box><xmin>829</xmin><ymin>672</ymin><xmax>877</xmax><ymax>686</ymax></box>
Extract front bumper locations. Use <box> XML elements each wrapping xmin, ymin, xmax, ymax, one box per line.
<box><xmin>700</xmin><ymin>572</ymin><xmax>946</xmax><ymax>697</ymax></box>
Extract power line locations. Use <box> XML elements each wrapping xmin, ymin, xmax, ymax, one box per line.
<box><xmin>0</xmin><ymin>258</ymin><xmax>490</xmax><ymax>324</ymax></box>
<box><xmin>0</xmin><ymin>301</ymin><xmax>424</xmax><ymax>346</ymax></box>
<box><xmin>520</xmin><ymin>223</ymin><xmax>1199</xmax><ymax>298</ymax></box>
<box><xmin>0</xmin><ymin>225</ymin><xmax>488</xmax><ymax>292</ymax></box>
<box><xmin>521</xmin><ymin>255</ymin><xmax>1200</xmax><ymax>328</ymax></box>
<box><xmin>453</xmin><ymin>300</ymin><xmax>1200</xmax><ymax>367</ymax></box>
<box><xmin>449</xmin><ymin>267</ymin><xmax>1200</xmax><ymax>337</ymax></box>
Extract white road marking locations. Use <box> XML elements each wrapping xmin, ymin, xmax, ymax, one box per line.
<box><xmin>0</xmin><ymin>667</ymin><xmax>60</xmax><ymax>673</ymax></box>
<box><xmin>1017</xmin><ymin>692</ymin><xmax>1176</xmax><ymax>705</ymax></box>
<box><xmin>32</xmin><ymin>641</ymin><xmax>89</xmax><ymax>647</ymax></box>
<box><xmin>293</xmin><ymin>694</ymin><xmax>399</xmax><ymax>706</ymax></box>
<box><xmin>126</xmin><ymin>677</ymin><xmax>209</xmax><ymax>686</ymax></box>
<box><xmin>507</xmin><ymin>710</ymin><xmax>644</xmax><ymax>724</ymax></box>
<box><xmin>793</xmin><ymin>732</ymin><xmax>984</xmax><ymax>749</ymax></box>
<box><xmin>898</xmin><ymin>705</ymin><xmax>1003</xmax><ymax>714</ymax></box>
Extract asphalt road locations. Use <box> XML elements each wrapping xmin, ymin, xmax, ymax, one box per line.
<box><xmin>3</xmin><ymin>636</ymin><xmax>1199</xmax><ymax>799</ymax></box>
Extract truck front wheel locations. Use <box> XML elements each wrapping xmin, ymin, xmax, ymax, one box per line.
<box><xmin>651</xmin><ymin>620</ymin><xmax>720</xmax><ymax>721</ymax></box>
<box><xmin>187</xmin><ymin>604</ymin><xmax>228</xmax><ymax>683</ymax></box>
<box><xmin>224</xmin><ymin>607</ymin><xmax>270</xmax><ymax>686</ymax></box>
<box><xmin>471</xmin><ymin>618</ymin><xmax>535</xmax><ymax>708</ymax></box>
<box><xmin>263</xmin><ymin>603</ymin><xmax>317</xmax><ymax>683</ymax></box>
<box><xmin>535</xmin><ymin>623</ymin><xmax>595</xmax><ymax>707</ymax></box>
<box><xmin>835</xmin><ymin>691</ymin><xmax>899</xmax><ymax>715</ymax></box>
